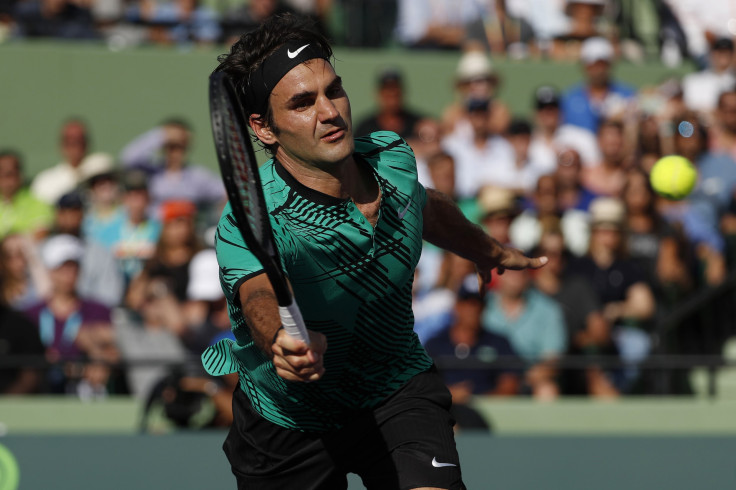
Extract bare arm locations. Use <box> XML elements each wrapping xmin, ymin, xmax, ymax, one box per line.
<box><xmin>422</xmin><ymin>188</ymin><xmax>546</xmax><ymax>282</ymax></box>
<box><xmin>238</xmin><ymin>274</ymin><xmax>326</xmax><ymax>382</ymax></box>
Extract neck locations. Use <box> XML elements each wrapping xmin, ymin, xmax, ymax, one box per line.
<box><xmin>277</xmin><ymin>152</ymin><xmax>361</xmax><ymax>200</ymax></box>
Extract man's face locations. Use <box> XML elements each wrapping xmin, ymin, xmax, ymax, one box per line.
<box><xmin>584</xmin><ymin>60</ymin><xmax>611</xmax><ymax>87</ymax></box>
<box><xmin>378</xmin><ymin>82</ymin><xmax>403</xmax><ymax>113</ymax></box>
<box><xmin>55</xmin><ymin>208</ymin><xmax>84</xmax><ymax>235</ymax></box>
<box><xmin>598</xmin><ymin>125</ymin><xmax>624</xmax><ymax>163</ymax></box>
<box><xmin>0</xmin><ymin>156</ymin><xmax>22</xmax><ymax>198</ymax></box>
<box><xmin>718</xmin><ymin>93</ymin><xmax>736</xmax><ymax>134</ymax></box>
<box><xmin>60</xmin><ymin>122</ymin><xmax>88</xmax><ymax>167</ymax></box>
<box><xmin>711</xmin><ymin>48</ymin><xmax>734</xmax><ymax>73</ymax></box>
<box><xmin>261</xmin><ymin>59</ymin><xmax>354</xmax><ymax>169</ymax></box>
<box><xmin>535</xmin><ymin>105</ymin><xmax>560</xmax><ymax>131</ymax></box>
<box><xmin>163</xmin><ymin>125</ymin><xmax>190</xmax><ymax>169</ymax></box>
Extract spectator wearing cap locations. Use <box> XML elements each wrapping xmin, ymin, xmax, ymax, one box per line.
<box><xmin>0</xmin><ymin>149</ymin><xmax>53</xmax><ymax>240</ymax></box>
<box><xmin>81</xmin><ymin>160</ymin><xmax>126</xmax><ymax>251</ymax></box>
<box><xmin>441</xmin><ymin>97</ymin><xmax>516</xmax><ymax>200</ymax></box>
<box><xmin>395</xmin><ymin>0</ymin><xmax>491</xmax><ymax>50</ymax></box>
<box><xmin>119</xmin><ymin>118</ymin><xmax>225</xmax><ymax>215</ymax></box>
<box><xmin>23</xmin><ymin>234</ymin><xmax>119</xmax><ymax>395</ymax></box>
<box><xmin>560</xmin><ymin>37</ymin><xmax>636</xmax><ymax>134</ymax></box>
<box><xmin>424</xmin><ymin>275</ymin><xmax>521</xmax><ymax>403</ymax></box>
<box><xmin>481</xmin><ymin>266</ymin><xmax>567</xmax><ymax>400</ymax></box>
<box><xmin>47</xmin><ymin>191</ymin><xmax>125</xmax><ymax>308</ymax></box>
<box><xmin>682</xmin><ymin>38</ymin><xmax>735</xmax><ymax>117</ymax></box>
<box><xmin>528</xmin><ymin>85</ymin><xmax>602</xmax><ymax>170</ymax></box>
<box><xmin>477</xmin><ymin>186</ymin><xmax>518</xmax><ymax>248</ymax></box>
<box><xmin>354</xmin><ymin>68</ymin><xmax>425</xmax><ymax>140</ymax></box>
<box><xmin>566</xmin><ymin>197</ymin><xmax>656</xmax><ymax>391</ymax></box>
<box><xmin>31</xmin><ymin>118</ymin><xmax>115</xmax><ymax>206</ymax></box>
<box><xmin>106</xmin><ymin>170</ymin><xmax>162</xmax><ymax>286</ymax></box>
<box><xmin>502</xmin><ymin>118</ymin><xmax>550</xmax><ymax>193</ymax></box>
<box><xmin>441</xmin><ymin>50</ymin><xmax>511</xmax><ymax>139</ymax></box>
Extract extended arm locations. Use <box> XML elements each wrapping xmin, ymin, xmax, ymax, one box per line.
<box><xmin>422</xmin><ymin>188</ymin><xmax>546</xmax><ymax>282</ymax></box>
<box><xmin>238</xmin><ymin>273</ymin><xmax>326</xmax><ymax>382</ymax></box>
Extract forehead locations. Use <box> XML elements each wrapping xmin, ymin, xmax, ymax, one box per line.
<box><xmin>270</xmin><ymin>59</ymin><xmax>338</xmax><ymax>100</ymax></box>
<box><xmin>0</xmin><ymin>155</ymin><xmax>20</xmax><ymax>171</ymax></box>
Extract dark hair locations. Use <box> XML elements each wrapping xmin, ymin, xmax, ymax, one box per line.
<box><xmin>160</xmin><ymin>117</ymin><xmax>192</xmax><ymax>131</ymax></box>
<box><xmin>215</xmin><ymin>14</ymin><xmax>334</xmax><ymax>155</ymax></box>
<box><xmin>0</xmin><ymin>149</ymin><xmax>23</xmax><ymax>173</ymax></box>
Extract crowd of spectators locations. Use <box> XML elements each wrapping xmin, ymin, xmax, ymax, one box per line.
<box><xmin>1</xmin><ymin>3</ymin><xmax>736</xmax><ymax>430</ymax></box>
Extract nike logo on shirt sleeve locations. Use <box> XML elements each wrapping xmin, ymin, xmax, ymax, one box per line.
<box><xmin>432</xmin><ymin>457</ymin><xmax>457</xmax><ymax>468</ymax></box>
<box><xmin>397</xmin><ymin>199</ymin><xmax>412</xmax><ymax>220</ymax></box>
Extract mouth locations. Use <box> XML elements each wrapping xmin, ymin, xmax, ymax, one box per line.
<box><xmin>320</xmin><ymin>127</ymin><xmax>346</xmax><ymax>142</ymax></box>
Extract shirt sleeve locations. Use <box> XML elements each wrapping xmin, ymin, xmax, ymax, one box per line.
<box><xmin>214</xmin><ymin>206</ymin><xmax>264</xmax><ymax>303</ymax></box>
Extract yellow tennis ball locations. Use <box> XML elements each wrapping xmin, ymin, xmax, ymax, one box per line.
<box><xmin>649</xmin><ymin>155</ymin><xmax>697</xmax><ymax>200</ymax></box>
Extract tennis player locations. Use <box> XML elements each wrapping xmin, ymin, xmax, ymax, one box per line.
<box><xmin>203</xmin><ymin>14</ymin><xmax>546</xmax><ymax>490</ymax></box>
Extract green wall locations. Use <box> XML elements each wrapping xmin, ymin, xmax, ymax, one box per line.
<box><xmin>1</xmin><ymin>42</ymin><xmax>691</xmax><ymax>178</ymax></box>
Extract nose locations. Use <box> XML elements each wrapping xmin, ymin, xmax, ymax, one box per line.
<box><xmin>316</xmin><ymin>94</ymin><xmax>339</xmax><ymax>123</ymax></box>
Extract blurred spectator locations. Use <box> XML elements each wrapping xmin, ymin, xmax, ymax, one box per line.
<box><xmin>582</xmin><ymin>119</ymin><xmax>628</xmax><ymax>196</ymax></box>
<box><xmin>405</xmin><ymin>118</ymin><xmax>444</xmax><ymax>188</ymax></box>
<box><xmin>354</xmin><ymin>68</ymin><xmax>424</xmax><ymax>140</ymax></box>
<box><xmin>560</xmin><ymin>37</ymin><xmax>637</xmax><ymax>134</ymax></box>
<box><xmin>120</xmin><ymin>118</ymin><xmax>225</xmax><ymax>214</ymax></box>
<box><xmin>504</xmin><ymin>118</ymin><xmax>549</xmax><ymax>193</ymax></box>
<box><xmin>528</xmin><ymin>85</ymin><xmax>601</xmax><ymax>170</ymax></box>
<box><xmin>0</xmin><ymin>297</ymin><xmax>45</xmax><ymax>394</ymax></box>
<box><xmin>560</xmin><ymin>0</ymin><xmax>607</xmax><ymax>41</ymax></box>
<box><xmin>395</xmin><ymin>0</ymin><xmax>491</xmax><ymax>50</ymax></box>
<box><xmin>0</xmin><ymin>149</ymin><xmax>53</xmax><ymax>240</ymax></box>
<box><xmin>48</xmin><ymin>191</ymin><xmax>125</xmax><ymax>308</ymax></box>
<box><xmin>442</xmin><ymin>50</ymin><xmax>511</xmax><ymax>139</ymax></box>
<box><xmin>124</xmin><ymin>0</ymin><xmax>220</xmax><ymax>46</ymax></box>
<box><xmin>664</xmin><ymin>0</ymin><xmax>736</xmax><ymax>68</ymax></box>
<box><xmin>555</xmin><ymin>148</ymin><xmax>597</xmax><ymax>213</ymax></box>
<box><xmin>477</xmin><ymin>186</ymin><xmax>518</xmax><ymax>248</ymax></box>
<box><xmin>111</xmin><ymin>170</ymin><xmax>162</xmax><ymax>286</ymax></box>
<box><xmin>0</xmin><ymin>233</ymin><xmax>50</xmax><ymax>310</ymax></box>
<box><xmin>31</xmin><ymin>119</ymin><xmax>115</xmax><ymax>206</ymax></box>
<box><xmin>126</xmin><ymin>200</ymin><xmax>201</xmax><ymax>313</ymax></box>
<box><xmin>425</xmin><ymin>276</ymin><xmax>521</xmax><ymax>399</ymax></box>
<box><xmin>13</xmin><ymin>0</ymin><xmax>100</xmax><ymax>39</ymax></box>
<box><xmin>499</xmin><ymin>0</ymin><xmax>569</xmax><ymax>57</ymax></box>
<box><xmin>623</xmin><ymin>168</ymin><xmax>692</xmax><ymax>304</ymax></box>
<box><xmin>532</xmin><ymin>226</ymin><xmax>619</xmax><ymax>397</ymax></box>
<box><xmin>712</xmin><ymin>88</ymin><xmax>736</xmax><ymax>161</ymax></box>
<box><xmin>682</xmin><ymin>38</ymin><xmax>735</xmax><ymax>117</ymax></box>
<box><xmin>482</xmin><ymin>268</ymin><xmax>567</xmax><ymax>399</ymax></box>
<box><xmin>567</xmin><ymin>197</ymin><xmax>656</xmax><ymax>391</ymax></box>
<box><xmin>220</xmin><ymin>0</ymin><xmax>290</xmax><ymax>45</ymax></box>
<box><xmin>281</xmin><ymin>0</ymin><xmax>332</xmax><ymax>39</ymax></box>
<box><xmin>81</xmin><ymin>162</ymin><xmax>125</xmax><ymax>251</ymax></box>
<box><xmin>442</xmin><ymin>98</ymin><xmax>516</xmax><ymax>200</ymax></box>
<box><xmin>24</xmin><ymin>234</ymin><xmax>119</xmax><ymax>395</ymax></box>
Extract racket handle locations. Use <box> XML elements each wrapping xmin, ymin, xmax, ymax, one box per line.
<box><xmin>279</xmin><ymin>302</ymin><xmax>310</xmax><ymax>345</ymax></box>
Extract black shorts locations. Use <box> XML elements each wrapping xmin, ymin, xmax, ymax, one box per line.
<box><xmin>223</xmin><ymin>369</ymin><xmax>466</xmax><ymax>490</ymax></box>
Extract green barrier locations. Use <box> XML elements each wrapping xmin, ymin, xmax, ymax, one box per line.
<box><xmin>1</xmin><ymin>434</ymin><xmax>735</xmax><ymax>489</ymax></box>
<box><xmin>0</xmin><ymin>42</ymin><xmax>692</xmax><ymax>178</ymax></box>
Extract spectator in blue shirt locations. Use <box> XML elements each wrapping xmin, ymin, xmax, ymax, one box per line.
<box><xmin>560</xmin><ymin>37</ymin><xmax>636</xmax><ymax>134</ymax></box>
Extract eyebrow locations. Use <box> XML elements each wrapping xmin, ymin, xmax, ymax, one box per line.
<box><xmin>286</xmin><ymin>76</ymin><xmax>343</xmax><ymax>105</ymax></box>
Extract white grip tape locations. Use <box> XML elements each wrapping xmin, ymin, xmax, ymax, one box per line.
<box><xmin>278</xmin><ymin>302</ymin><xmax>309</xmax><ymax>345</ymax></box>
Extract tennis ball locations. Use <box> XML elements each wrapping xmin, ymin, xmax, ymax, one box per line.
<box><xmin>649</xmin><ymin>155</ymin><xmax>697</xmax><ymax>200</ymax></box>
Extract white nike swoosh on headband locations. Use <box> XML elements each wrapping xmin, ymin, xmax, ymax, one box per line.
<box><xmin>432</xmin><ymin>457</ymin><xmax>457</xmax><ymax>468</ymax></box>
<box><xmin>287</xmin><ymin>44</ymin><xmax>310</xmax><ymax>59</ymax></box>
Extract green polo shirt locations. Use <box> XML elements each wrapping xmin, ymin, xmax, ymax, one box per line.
<box><xmin>203</xmin><ymin>131</ymin><xmax>433</xmax><ymax>432</ymax></box>
<box><xmin>0</xmin><ymin>188</ymin><xmax>53</xmax><ymax>238</ymax></box>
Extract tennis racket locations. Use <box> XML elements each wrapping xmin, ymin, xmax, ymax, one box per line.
<box><xmin>209</xmin><ymin>70</ymin><xmax>309</xmax><ymax>345</ymax></box>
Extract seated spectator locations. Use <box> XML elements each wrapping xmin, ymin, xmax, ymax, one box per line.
<box><xmin>126</xmin><ymin>200</ymin><xmax>202</xmax><ymax>313</ymax></box>
<box><xmin>124</xmin><ymin>0</ymin><xmax>220</xmax><ymax>46</ymax></box>
<box><xmin>119</xmin><ymin>118</ymin><xmax>225</xmax><ymax>215</ymax></box>
<box><xmin>354</xmin><ymin>68</ymin><xmax>424</xmax><ymax>140</ymax></box>
<box><xmin>442</xmin><ymin>98</ymin><xmax>516</xmax><ymax>200</ymax></box>
<box><xmin>529</xmin><ymin>85</ymin><xmax>601</xmax><ymax>169</ymax></box>
<box><xmin>551</xmin><ymin>0</ymin><xmax>608</xmax><ymax>55</ymax></box>
<box><xmin>441</xmin><ymin>50</ymin><xmax>511</xmax><ymax>139</ymax></box>
<box><xmin>555</xmin><ymin>148</ymin><xmax>598</xmax><ymax>213</ymax></box>
<box><xmin>560</xmin><ymin>37</ymin><xmax>636</xmax><ymax>134</ymax></box>
<box><xmin>582</xmin><ymin>119</ymin><xmax>629</xmax><ymax>197</ymax></box>
<box><xmin>504</xmin><ymin>118</ymin><xmax>550</xmax><ymax>193</ymax></box>
<box><xmin>81</xmin><ymin>162</ymin><xmax>126</xmax><ymax>251</ymax></box>
<box><xmin>712</xmin><ymin>88</ymin><xmax>736</xmax><ymax>163</ymax></box>
<box><xmin>24</xmin><ymin>234</ymin><xmax>119</xmax><ymax>395</ymax></box>
<box><xmin>0</xmin><ymin>234</ymin><xmax>50</xmax><ymax>310</ymax></box>
<box><xmin>395</xmin><ymin>0</ymin><xmax>491</xmax><ymax>50</ymax></box>
<box><xmin>0</xmin><ymin>296</ymin><xmax>45</xmax><ymax>394</ymax></box>
<box><xmin>13</xmin><ymin>0</ymin><xmax>100</xmax><ymax>39</ymax></box>
<box><xmin>111</xmin><ymin>170</ymin><xmax>162</xmax><ymax>287</ymax></box>
<box><xmin>48</xmin><ymin>191</ymin><xmax>125</xmax><ymax>308</ymax></box>
<box><xmin>567</xmin><ymin>197</ymin><xmax>656</xmax><ymax>391</ymax></box>
<box><xmin>533</xmin><ymin>226</ymin><xmax>619</xmax><ymax>397</ymax></box>
<box><xmin>405</xmin><ymin>118</ymin><xmax>444</xmax><ymax>188</ymax></box>
<box><xmin>220</xmin><ymin>0</ymin><xmax>291</xmax><ymax>46</ymax></box>
<box><xmin>0</xmin><ymin>150</ymin><xmax>53</xmax><ymax>240</ymax></box>
<box><xmin>425</xmin><ymin>277</ymin><xmax>521</xmax><ymax>399</ymax></box>
<box><xmin>31</xmin><ymin>118</ymin><xmax>115</xmax><ymax>206</ymax></box>
<box><xmin>682</xmin><ymin>38</ymin><xmax>736</xmax><ymax>118</ymax></box>
<box><xmin>482</xmin><ymin>268</ymin><xmax>567</xmax><ymax>399</ymax></box>
<box><xmin>478</xmin><ymin>186</ymin><xmax>518</xmax><ymax>247</ymax></box>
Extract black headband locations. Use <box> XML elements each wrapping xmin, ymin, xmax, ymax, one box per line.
<box><xmin>243</xmin><ymin>41</ymin><xmax>330</xmax><ymax>116</ymax></box>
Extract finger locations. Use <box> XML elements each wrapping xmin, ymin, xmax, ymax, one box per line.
<box><xmin>275</xmin><ymin>331</ymin><xmax>310</xmax><ymax>356</ymax></box>
<box><xmin>477</xmin><ymin>273</ymin><xmax>486</xmax><ymax>300</ymax></box>
<box><xmin>526</xmin><ymin>255</ymin><xmax>548</xmax><ymax>269</ymax></box>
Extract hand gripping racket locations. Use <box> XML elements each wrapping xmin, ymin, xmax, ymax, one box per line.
<box><xmin>209</xmin><ymin>70</ymin><xmax>309</xmax><ymax>344</ymax></box>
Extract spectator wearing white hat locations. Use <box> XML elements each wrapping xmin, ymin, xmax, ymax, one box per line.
<box><xmin>560</xmin><ymin>37</ymin><xmax>637</xmax><ymax>134</ymax></box>
<box><xmin>395</xmin><ymin>0</ymin><xmax>492</xmax><ymax>50</ymax></box>
<box><xmin>682</xmin><ymin>38</ymin><xmax>736</xmax><ymax>117</ymax></box>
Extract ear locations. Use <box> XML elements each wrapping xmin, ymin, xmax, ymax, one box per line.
<box><xmin>249</xmin><ymin>115</ymin><xmax>278</xmax><ymax>146</ymax></box>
